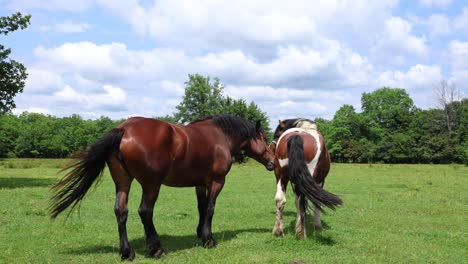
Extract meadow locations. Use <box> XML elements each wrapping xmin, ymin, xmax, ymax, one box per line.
<box><xmin>0</xmin><ymin>159</ymin><xmax>466</xmax><ymax>263</ymax></box>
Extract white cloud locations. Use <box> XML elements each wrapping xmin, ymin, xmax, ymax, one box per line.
<box><xmin>24</xmin><ymin>68</ymin><xmax>63</xmax><ymax>94</ymax></box>
<box><xmin>55</xmin><ymin>21</ymin><xmax>92</xmax><ymax>33</ymax></box>
<box><xmin>426</xmin><ymin>14</ymin><xmax>451</xmax><ymax>36</ymax></box>
<box><xmin>5</xmin><ymin>0</ymin><xmax>96</xmax><ymax>12</ymax></box>
<box><xmin>38</xmin><ymin>21</ymin><xmax>92</xmax><ymax>34</ymax></box>
<box><xmin>376</xmin><ymin>64</ymin><xmax>446</xmax><ymax>109</ymax></box>
<box><xmin>52</xmin><ymin>84</ymin><xmax>127</xmax><ymax>112</ymax></box>
<box><xmin>419</xmin><ymin>0</ymin><xmax>452</xmax><ymax>7</ymax></box>
<box><xmin>9</xmin><ymin>0</ymin><xmax>462</xmax><ymax>122</ymax></box>
<box><xmin>449</xmin><ymin>40</ymin><xmax>468</xmax><ymax>70</ymax></box>
<box><xmin>32</xmin><ymin>41</ymin><xmax>373</xmax><ymax>90</ymax></box>
<box><xmin>376</xmin><ymin>64</ymin><xmax>443</xmax><ymax>90</ymax></box>
<box><xmin>371</xmin><ymin>17</ymin><xmax>429</xmax><ymax>63</ymax></box>
<box><xmin>12</xmin><ymin>107</ymin><xmax>51</xmax><ymax>116</ymax></box>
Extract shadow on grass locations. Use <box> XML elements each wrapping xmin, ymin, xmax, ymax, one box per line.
<box><xmin>0</xmin><ymin>177</ymin><xmax>57</xmax><ymax>189</ymax></box>
<box><xmin>286</xmin><ymin>217</ymin><xmax>336</xmax><ymax>246</ymax></box>
<box><xmin>66</xmin><ymin>228</ymin><xmax>271</xmax><ymax>256</ymax></box>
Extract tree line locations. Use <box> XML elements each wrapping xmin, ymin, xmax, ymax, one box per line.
<box><xmin>317</xmin><ymin>88</ymin><xmax>467</xmax><ymax>164</ymax></box>
<box><xmin>0</xmin><ymin>74</ymin><xmax>466</xmax><ymax>164</ymax></box>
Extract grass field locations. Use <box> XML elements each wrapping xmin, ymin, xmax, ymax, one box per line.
<box><xmin>0</xmin><ymin>159</ymin><xmax>467</xmax><ymax>263</ymax></box>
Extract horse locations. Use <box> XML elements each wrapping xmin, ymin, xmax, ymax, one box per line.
<box><xmin>49</xmin><ymin>114</ymin><xmax>275</xmax><ymax>260</ymax></box>
<box><xmin>268</xmin><ymin>118</ymin><xmax>342</xmax><ymax>238</ymax></box>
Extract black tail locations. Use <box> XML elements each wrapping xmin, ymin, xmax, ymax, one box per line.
<box><xmin>49</xmin><ymin>128</ymin><xmax>125</xmax><ymax>218</ymax></box>
<box><xmin>287</xmin><ymin>135</ymin><xmax>342</xmax><ymax>213</ymax></box>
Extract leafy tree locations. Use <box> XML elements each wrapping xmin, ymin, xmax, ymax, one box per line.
<box><xmin>0</xmin><ymin>12</ymin><xmax>31</xmax><ymax>113</ymax></box>
<box><xmin>328</xmin><ymin>105</ymin><xmax>368</xmax><ymax>162</ymax></box>
<box><xmin>175</xmin><ymin>74</ymin><xmax>224</xmax><ymax>123</ymax></box>
<box><xmin>174</xmin><ymin>74</ymin><xmax>271</xmax><ymax>137</ymax></box>
<box><xmin>361</xmin><ymin>87</ymin><xmax>417</xmax><ymax>131</ymax></box>
<box><xmin>0</xmin><ymin>113</ymin><xmax>19</xmax><ymax>157</ymax></box>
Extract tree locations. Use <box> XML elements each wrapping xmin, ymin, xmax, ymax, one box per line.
<box><xmin>175</xmin><ymin>74</ymin><xmax>224</xmax><ymax>123</ymax></box>
<box><xmin>0</xmin><ymin>12</ymin><xmax>31</xmax><ymax>113</ymax></box>
<box><xmin>361</xmin><ymin>87</ymin><xmax>417</xmax><ymax>131</ymax></box>
<box><xmin>174</xmin><ymin>74</ymin><xmax>272</xmax><ymax>137</ymax></box>
<box><xmin>434</xmin><ymin>80</ymin><xmax>461</xmax><ymax>133</ymax></box>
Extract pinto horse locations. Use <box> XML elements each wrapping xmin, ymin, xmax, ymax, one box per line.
<box><xmin>269</xmin><ymin>118</ymin><xmax>342</xmax><ymax>238</ymax></box>
<box><xmin>50</xmin><ymin>115</ymin><xmax>274</xmax><ymax>260</ymax></box>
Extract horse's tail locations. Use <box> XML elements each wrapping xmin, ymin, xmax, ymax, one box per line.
<box><xmin>49</xmin><ymin>128</ymin><xmax>125</xmax><ymax>218</ymax></box>
<box><xmin>287</xmin><ymin>134</ymin><xmax>342</xmax><ymax>212</ymax></box>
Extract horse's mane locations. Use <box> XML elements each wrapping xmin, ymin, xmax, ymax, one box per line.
<box><xmin>191</xmin><ymin>114</ymin><xmax>261</xmax><ymax>141</ymax></box>
<box><xmin>274</xmin><ymin>118</ymin><xmax>316</xmax><ymax>136</ymax></box>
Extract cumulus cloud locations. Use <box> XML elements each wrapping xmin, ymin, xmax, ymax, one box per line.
<box><xmin>7</xmin><ymin>0</ymin><xmax>464</xmax><ymax>122</ymax></box>
<box><xmin>376</xmin><ymin>64</ymin><xmax>445</xmax><ymax>108</ymax></box>
<box><xmin>24</xmin><ymin>68</ymin><xmax>63</xmax><ymax>94</ymax></box>
<box><xmin>376</xmin><ymin>64</ymin><xmax>443</xmax><ymax>90</ymax></box>
<box><xmin>371</xmin><ymin>17</ymin><xmax>429</xmax><ymax>65</ymax></box>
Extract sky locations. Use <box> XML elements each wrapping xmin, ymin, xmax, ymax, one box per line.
<box><xmin>1</xmin><ymin>0</ymin><xmax>467</xmax><ymax>127</ymax></box>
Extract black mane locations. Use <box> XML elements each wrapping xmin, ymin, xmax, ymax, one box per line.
<box><xmin>191</xmin><ymin>114</ymin><xmax>261</xmax><ymax>141</ymax></box>
<box><xmin>213</xmin><ymin>115</ymin><xmax>260</xmax><ymax>140</ymax></box>
<box><xmin>274</xmin><ymin>118</ymin><xmax>315</xmax><ymax>137</ymax></box>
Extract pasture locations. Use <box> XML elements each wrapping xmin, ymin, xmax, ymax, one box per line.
<box><xmin>0</xmin><ymin>159</ymin><xmax>466</xmax><ymax>263</ymax></box>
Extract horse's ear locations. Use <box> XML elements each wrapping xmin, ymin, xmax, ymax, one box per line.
<box><xmin>255</xmin><ymin>120</ymin><xmax>261</xmax><ymax>131</ymax></box>
<box><xmin>278</xmin><ymin>120</ymin><xmax>281</xmax><ymax>124</ymax></box>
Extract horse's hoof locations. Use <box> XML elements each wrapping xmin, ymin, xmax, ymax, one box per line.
<box><xmin>203</xmin><ymin>239</ymin><xmax>217</xmax><ymax>248</ymax></box>
<box><xmin>121</xmin><ymin>248</ymin><xmax>135</xmax><ymax>261</ymax></box>
<box><xmin>295</xmin><ymin>233</ymin><xmax>307</xmax><ymax>240</ymax></box>
<box><xmin>313</xmin><ymin>225</ymin><xmax>323</xmax><ymax>232</ymax></box>
<box><xmin>150</xmin><ymin>248</ymin><xmax>166</xmax><ymax>259</ymax></box>
<box><xmin>272</xmin><ymin>229</ymin><xmax>284</xmax><ymax>237</ymax></box>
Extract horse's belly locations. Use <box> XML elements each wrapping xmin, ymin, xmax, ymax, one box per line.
<box><xmin>161</xmin><ymin>167</ymin><xmax>208</xmax><ymax>187</ymax></box>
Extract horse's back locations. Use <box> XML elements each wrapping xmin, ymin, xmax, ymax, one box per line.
<box><xmin>116</xmin><ymin>118</ymin><xmax>179</xmax><ymax>182</ymax></box>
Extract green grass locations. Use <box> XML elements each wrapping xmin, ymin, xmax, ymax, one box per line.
<box><xmin>0</xmin><ymin>159</ymin><xmax>467</xmax><ymax>263</ymax></box>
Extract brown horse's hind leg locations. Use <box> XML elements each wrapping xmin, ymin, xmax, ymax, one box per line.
<box><xmin>114</xmin><ymin>188</ymin><xmax>134</xmax><ymax>260</ymax></box>
<box><xmin>201</xmin><ymin>179</ymin><xmax>225</xmax><ymax>248</ymax></box>
<box><xmin>195</xmin><ymin>186</ymin><xmax>208</xmax><ymax>238</ymax></box>
<box><xmin>138</xmin><ymin>186</ymin><xmax>165</xmax><ymax>258</ymax></box>
<box><xmin>108</xmin><ymin>157</ymin><xmax>135</xmax><ymax>260</ymax></box>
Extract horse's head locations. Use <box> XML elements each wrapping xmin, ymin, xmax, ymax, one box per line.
<box><xmin>273</xmin><ymin>119</ymin><xmax>287</xmax><ymax>141</ymax></box>
<box><xmin>245</xmin><ymin>121</ymin><xmax>275</xmax><ymax>171</ymax></box>
<box><xmin>268</xmin><ymin>120</ymin><xmax>286</xmax><ymax>154</ymax></box>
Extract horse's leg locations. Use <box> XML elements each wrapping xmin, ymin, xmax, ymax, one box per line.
<box><xmin>114</xmin><ymin>187</ymin><xmax>134</xmax><ymax>260</ymax></box>
<box><xmin>272</xmin><ymin>178</ymin><xmax>287</xmax><ymax>237</ymax></box>
<box><xmin>108</xmin><ymin>158</ymin><xmax>135</xmax><ymax>260</ymax></box>
<box><xmin>201</xmin><ymin>179</ymin><xmax>225</xmax><ymax>248</ymax></box>
<box><xmin>195</xmin><ymin>186</ymin><xmax>208</xmax><ymax>238</ymax></box>
<box><xmin>295</xmin><ymin>195</ymin><xmax>307</xmax><ymax>239</ymax></box>
<box><xmin>138</xmin><ymin>186</ymin><xmax>165</xmax><ymax>258</ymax></box>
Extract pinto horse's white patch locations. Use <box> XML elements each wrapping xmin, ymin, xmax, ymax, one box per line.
<box><xmin>276</xmin><ymin>127</ymin><xmax>321</xmax><ymax>177</ymax></box>
<box><xmin>278</xmin><ymin>158</ymin><xmax>289</xmax><ymax>167</ymax></box>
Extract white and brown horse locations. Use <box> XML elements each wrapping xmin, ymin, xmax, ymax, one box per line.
<box><xmin>269</xmin><ymin>118</ymin><xmax>342</xmax><ymax>238</ymax></box>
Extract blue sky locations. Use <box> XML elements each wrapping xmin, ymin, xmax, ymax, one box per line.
<box><xmin>1</xmin><ymin>0</ymin><xmax>467</xmax><ymax>126</ymax></box>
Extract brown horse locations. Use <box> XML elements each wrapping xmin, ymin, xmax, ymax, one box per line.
<box><xmin>50</xmin><ymin>115</ymin><xmax>274</xmax><ymax>260</ymax></box>
<box><xmin>269</xmin><ymin>118</ymin><xmax>342</xmax><ymax>238</ymax></box>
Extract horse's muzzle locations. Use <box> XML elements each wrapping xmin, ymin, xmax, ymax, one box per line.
<box><xmin>266</xmin><ymin>161</ymin><xmax>274</xmax><ymax>171</ymax></box>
